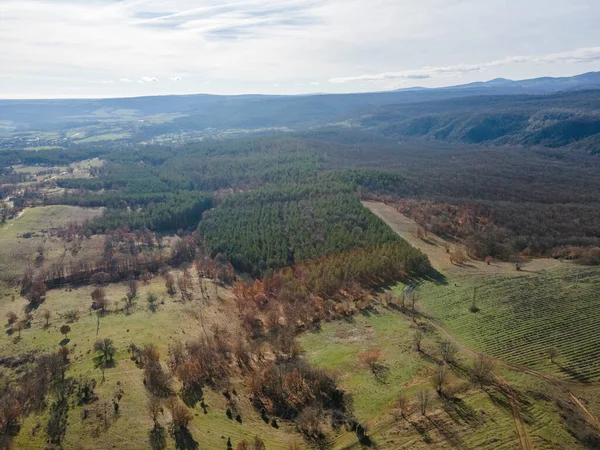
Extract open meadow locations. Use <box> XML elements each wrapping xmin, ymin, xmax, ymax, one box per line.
<box><xmin>2</xmin><ymin>274</ymin><xmax>301</xmax><ymax>450</ymax></box>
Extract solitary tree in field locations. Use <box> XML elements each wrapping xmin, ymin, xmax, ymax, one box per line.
<box><xmin>236</xmin><ymin>441</ymin><xmax>249</xmax><ymax>450</ymax></box>
<box><xmin>127</xmin><ymin>277</ymin><xmax>138</xmax><ymax>299</ymax></box>
<box><xmin>13</xmin><ymin>320</ymin><xmax>25</xmax><ymax>338</ymax></box>
<box><xmin>147</xmin><ymin>292</ymin><xmax>159</xmax><ymax>312</ymax></box>
<box><xmin>42</xmin><ymin>309</ymin><xmax>51</xmax><ymax>327</ymax></box>
<box><xmin>60</xmin><ymin>324</ymin><xmax>71</xmax><ymax>340</ymax></box>
<box><xmin>547</xmin><ymin>347</ymin><xmax>559</xmax><ymax>364</ymax></box>
<box><xmin>58</xmin><ymin>345</ymin><xmax>70</xmax><ymax>362</ymax></box>
<box><xmin>94</xmin><ymin>338</ymin><xmax>116</xmax><ymax>382</ymax></box>
<box><xmin>253</xmin><ymin>436</ymin><xmax>267</xmax><ymax>450</ymax></box>
<box><xmin>416</xmin><ymin>389</ymin><xmax>431</xmax><ymax>416</ymax></box>
<box><xmin>439</xmin><ymin>340</ymin><xmax>458</xmax><ymax>364</ymax></box>
<box><xmin>177</xmin><ymin>269</ymin><xmax>193</xmax><ymax>302</ymax></box>
<box><xmin>394</xmin><ymin>394</ymin><xmax>411</xmax><ymax>419</ymax></box>
<box><xmin>123</xmin><ymin>296</ymin><xmax>135</xmax><ymax>315</ymax></box>
<box><xmin>164</xmin><ymin>273</ymin><xmax>176</xmax><ymax>296</ymax></box>
<box><xmin>6</xmin><ymin>311</ymin><xmax>17</xmax><ymax>326</ymax></box>
<box><xmin>359</xmin><ymin>347</ymin><xmax>383</xmax><ymax>374</ymax></box>
<box><xmin>471</xmin><ymin>354</ymin><xmax>495</xmax><ymax>388</ymax></box>
<box><xmin>91</xmin><ymin>287</ymin><xmax>108</xmax><ymax>312</ymax></box>
<box><xmin>413</xmin><ymin>329</ymin><xmax>424</xmax><ymax>352</ymax></box>
<box><xmin>432</xmin><ymin>364</ymin><xmax>447</xmax><ymax>396</ymax></box>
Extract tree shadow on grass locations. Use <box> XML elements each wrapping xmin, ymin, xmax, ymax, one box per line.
<box><xmin>407</xmin><ymin>417</ymin><xmax>433</xmax><ymax>444</ymax></box>
<box><xmin>180</xmin><ymin>386</ymin><xmax>203</xmax><ymax>409</ymax></box>
<box><xmin>484</xmin><ymin>386</ymin><xmax>511</xmax><ymax>413</ymax></box>
<box><xmin>443</xmin><ymin>397</ymin><xmax>483</xmax><ymax>427</ymax></box>
<box><xmin>149</xmin><ymin>426</ymin><xmax>167</xmax><ymax>450</ymax></box>
<box><xmin>427</xmin><ymin>415</ymin><xmax>467</xmax><ymax>450</ymax></box>
<box><xmin>556</xmin><ymin>363</ymin><xmax>591</xmax><ymax>383</ymax></box>
<box><xmin>171</xmin><ymin>426</ymin><xmax>198</xmax><ymax>450</ymax></box>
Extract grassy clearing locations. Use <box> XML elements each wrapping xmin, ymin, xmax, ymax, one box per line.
<box><xmin>0</xmin><ymin>206</ymin><xmax>103</xmax><ymax>282</ymax></box>
<box><xmin>4</xmin><ymin>275</ymin><xmax>300</xmax><ymax>450</ymax></box>
<box><xmin>301</xmin><ymin>310</ymin><xmax>432</xmax><ymax>422</ymax></box>
<box><xmin>414</xmin><ymin>264</ymin><xmax>600</xmax><ymax>382</ymax></box>
<box><xmin>301</xmin><ymin>304</ymin><xmax>589</xmax><ymax>449</ymax></box>
<box><xmin>75</xmin><ymin>133</ymin><xmax>131</xmax><ymax>143</ymax></box>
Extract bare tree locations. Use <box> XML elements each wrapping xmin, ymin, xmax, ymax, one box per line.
<box><xmin>253</xmin><ymin>437</ymin><xmax>267</xmax><ymax>450</ymax></box>
<box><xmin>432</xmin><ymin>364</ymin><xmax>447</xmax><ymax>396</ymax></box>
<box><xmin>13</xmin><ymin>320</ymin><xmax>25</xmax><ymax>338</ymax></box>
<box><xmin>147</xmin><ymin>292</ymin><xmax>159</xmax><ymax>312</ymax></box>
<box><xmin>6</xmin><ymin>311</ymin><xmax>17</xmax><ymax>326</ymax></box>
<box><xmin>394</xmin><ymin>394</ymin><xmax>411</xmax><ymax>419</ymax></box>
<box><xmin>413</xmin><ymin>329</ymin><xmax>424</xmax><ymax>352</ymax></box>
<box><xmin>416</xmin><ymin>389</ymin><xmax>431</xmax><ymax>416</ymax></box>
<box><xmin>127</xmin><ymin>277</ymin><xmax>138</xmax><ymax>299</ymax></box>
<box><xmin>147</xmin><ymin>395</ymin><xmax>163</xmax><ymax>428</ymax></box>
<box><xmin>42</xmin><ymin>309</ymin><xmax>51</xmax><ymax>327</ymax></box>
<box><xmin>471</xmin><ymin>354</ymin><xmax>495</xmax><ymax>388</ymax></box>
<box><xmin>439</xmin><ymin>340</ymin><xmax>458</xmax><ymax>364</ymax></box>
<box><xmin>91</xmin><ymin>287</ymin><xmax>108</xmax><ymax>312</ymax></box>
<box><xmin>164</xmin><ymin>273</ymin><xmax>176</xmax><ymax>296</ymax></box>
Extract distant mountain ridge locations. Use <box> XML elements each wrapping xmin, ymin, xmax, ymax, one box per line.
<box><xmin>1</xmin><ymin>71</ymin><xmax>600</xmax><ymax>129</ymax></box>
<box><xmin>1</xmin><ymin>72</ymin><xmax>600</xmax><ymax>154</ymax></box>
<box><xmin>397</xmin><ymin>71</ymin><xmax>600</xmax><ymax>94</ymax></box>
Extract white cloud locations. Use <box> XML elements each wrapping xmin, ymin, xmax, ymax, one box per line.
<box><xmin>329</xmin><ymin>47</ymin><xmax>600</xmax><ymax>84</ymax></box>
<box><xmin>138</xmin><ymin>76</ymin><xmax>159</xmax><ymax>83</ymax></box>
<box><xmin>171</xmin><ymin>76</ymin><xmax>182</xmax><ymax>81</ymax></box>
<box><xmin>0</xmin><ymin>0</ymin><xmax>599</xmax><ymax>97</ymax></box>
<box><xmin>310</xmin><ymin>81</ymin><xmax>320</xmax><ymax>85</ymax></box>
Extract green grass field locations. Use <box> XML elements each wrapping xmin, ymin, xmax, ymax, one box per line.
<box><xmin>414</xmin><ymin>264</ymin><xmax>600</xmax><ymax>382</ymax></box>
<box><xmin>300</xmin><ymin>304</ymin><xmax>587</xmax><ymax>449</ymax></box>
<box><xmin>1</xmin><ymin>200</ymin><xmax>599</xmax><ymax>449</ymax></box>
<box><xmin>3</xmin><ymin>276</ymin><xmax>302</xmax><ymax>450</ymax></box>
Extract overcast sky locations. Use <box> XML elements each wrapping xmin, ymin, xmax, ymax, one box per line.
<box><xmin>1</xmin><ymin>0</ymin><xmax>600</xmax><ymax>98</ymax></box>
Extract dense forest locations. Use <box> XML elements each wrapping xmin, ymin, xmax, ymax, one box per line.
<box><xmin>2</xmin><ymin>128</ymin><xmax>599</xmax><ymax>265</ymax></box>
<box><xmin>199</xmin><ymin>189</ymin><xmax>401</xmax><ymax>275</ymax></box>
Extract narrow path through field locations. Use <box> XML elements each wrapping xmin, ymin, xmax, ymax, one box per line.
<box><xmin>363</xmin><ymin>201</ymin><xmax>561</xmax><ymax>275</ymax></box>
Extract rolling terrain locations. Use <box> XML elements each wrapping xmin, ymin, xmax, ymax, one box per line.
<box><xmin>2</xmin><ymin>72</ymin><xmax>600</xmax><ymax>154</ymax></box>
<box><xmin>0</xmin><ymin>81</ymin><xmax>599</xmax><ymax>449</ymax></box>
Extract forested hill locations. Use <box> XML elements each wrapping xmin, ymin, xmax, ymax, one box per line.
<box><xmin>356</xmin><ymin>89</ymin><xmax>600</xmax><ymax>154</ymax></box>
<box><xmin>2</xmin><ymin>72</ymin><xmax>600</xmax><ymax>154</ymax></box>
<box><xmin>2</xmin><ymin>72</ymin><xmax>600</xmax><ymax>130</ymax></box>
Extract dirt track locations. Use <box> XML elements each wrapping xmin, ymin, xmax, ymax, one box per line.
<box><xmin>363</xmin><ymin>201</ymin><xmax>561</xmax><ymax>276</ymax></box>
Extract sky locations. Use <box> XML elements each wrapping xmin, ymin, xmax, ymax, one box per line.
<box><xmin>1</xmin><ymin>0</ymin><xmax>600</xmax><ymax>99</ymax></box>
